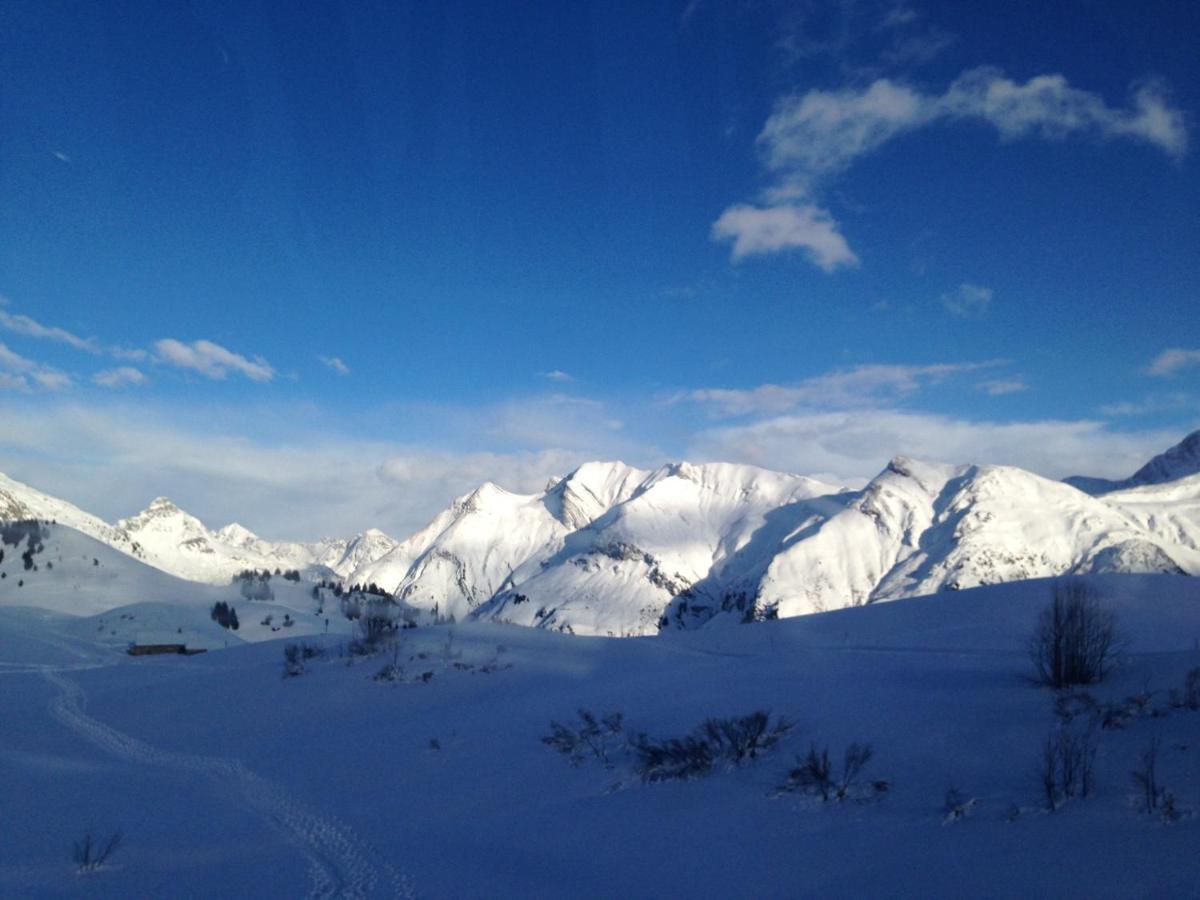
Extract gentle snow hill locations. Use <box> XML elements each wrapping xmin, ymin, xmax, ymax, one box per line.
<box><xmin>2</xmin><ymin>574</ymin><xmax>1199</xmax><ymax>897</ymax></box>
<box><xmin>0</xmin><ymin>472</ymin><xmax>141</xmax><ymax>557</ymax></box>
<box><xmin>0</xmin><ymin>522</ymin><xmax>354</xmax><ymax>647</ymax></box>
<box><xmin>1066</xmin><ymin>428</ymin><xmax>1200</xmax><ymax>494</ymax></box>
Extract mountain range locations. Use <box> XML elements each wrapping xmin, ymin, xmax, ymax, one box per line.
<box><xmin>2</xmin><ymin>430</ymin><xmax>1198</xmax><ymax>635</ymax></box>
<box><xmin>0</xmin><ymin>472</ymin><xmax>398</xmax><ymax>584</ymax></box>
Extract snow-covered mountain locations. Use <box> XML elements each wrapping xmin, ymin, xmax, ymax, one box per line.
<box><xmin>346</xmin><ymin>442</ymin><xmax>1200</xmax><ymax>637</ymax></box>
<box><xmin>0</xmin><ymin>473</ymin><xmax>397</xmax><ymax>586</ymax></box>
<box><xmin>1065</xmin><ymin>428</ymin><xmax>1200</xmax><ymax>494</ymax></box>
<box><xmin>4</xmin><ymin>432</ymin><xmax>1200</xmax><ymax>634</ymax></box>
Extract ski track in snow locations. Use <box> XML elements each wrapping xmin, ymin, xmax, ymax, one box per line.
<box><xmin>41</xmin><ymin>669</ymin><xmax>413</xmax><ymax>899</ymax></box>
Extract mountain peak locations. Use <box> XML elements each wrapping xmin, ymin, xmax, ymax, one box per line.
<box><xmin>1066</xmin><ymin>428</ymin><xmax>1200</xmax><ymax>495</ymax></box>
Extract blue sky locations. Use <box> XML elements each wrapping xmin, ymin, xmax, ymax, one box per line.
<box><xmin>0</xmin><ymin>0</ymin><xmax>1196</xmax><ymax>538</ymax></box>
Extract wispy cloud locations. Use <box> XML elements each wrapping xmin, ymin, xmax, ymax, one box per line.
<box><xmin>93</xmin><ymin>367</ymin><xmax>148</xmax><ymax>389</ymax></box>
<box><xmin>319</xmin><ymin>355</ymin><xmax>351</xmax><ymax>376</ymax></box>
<box><xmin>679</xmin><ymin>361</ymin><xmax>1003</xmax><ymax>416</ymax></box>
<box><xmin>539</xmin><ymin>369</ymin><xmax>574</xmax><ymax>383</ymax></box>
<box><xmin>942</xmin><ymin>283</ymin><xmax>993</xmax><ymax>317</ymax></box>
<box><xmin>154</xmin><ymin>339</ymin><xmax>275</xmax><ymax>382</ymax></box>
<box><xmin>0</xmin><ymin>301</ymin><xmax>98</xmax><ymax>352</ymax></box>
<box><xmin>1099</xmin><ymin>391</ymin><xmax>1194</xmax><ymax>417</ymax></box>
<box><xmin>1148</xmin><ymin>348</ymin><xmax>1200</xmax><ymax>376</ymax></box>
<box><xmin>688</xmin><ymin>408</ymin><xmax>1180</xmax><ymax>484</ymax></box>
<box><xmin>714</xmin><ymin>68</ymin><xmax>1187</xmax><ymax>268</ymax></box>
<box><xmin>978</xmin><ymin>378</ymin><xmax>1028</xmax><ymax>396</ymax></box>
<box><xmin>0</xmin><ymin>342</ymin><xmax>72</xmax><ymax>392</ymax></box>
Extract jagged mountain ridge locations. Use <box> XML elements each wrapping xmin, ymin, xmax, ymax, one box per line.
<box><xmin>1065</xmin><ymin>428</ymin><xmax>1200</xmax><ymax>494</ymax></box>
<box><xmin>0</xmin><ymin>474</ymin><xmax>398</xmax><ymax>585</ymax></box>
<box><xmin>349</xmin><ymin>449</ymin><xmax>1200</xmax><ymax>637</ymax></box>
<box><xmin>4</xmin><ymin>433</ymin><xmax>1200</xmax><ymax>634</ymax></box>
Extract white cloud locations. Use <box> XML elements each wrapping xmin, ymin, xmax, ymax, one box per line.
<box><xmin>154</xmin><ymin>339</ymin><xmax>275</xmax><ymax>382</ymax></box>
<box><xmin>0</xmin><ymin>401</ymin><xmax>613</xmax><ymax>540</ymax></box>
<box><xmin>941</xmin><ymin>283</ymin><xmax>993</xmax><ymax>316</ymax></box>
<box><xmin>688</xmin><ymin>408</ymin><xmax>1180</xmax><ymax>484</ymax></box>
<box><xmin>0</xmin><ymin>301</ymin><xmax>98</xmax><ymax>352</ymax></box>
<box><xmin>0</xmin><ymin>342</ymin><xmax>71</xmax><ymax>392</ymax></box>
<box><xmin>319</xmin><ymin>355</ymin><xmax>351</xmax><ymax>376</ymax></box>
<box><xmin>93</xmin><ymin>367</ymin><xmax>148</xmax><ymax>389</ymax></box>
<box><xmin>941</xmin><ymin>71</ymin><xmax>1187</xmax><ymax>157</ymax></box>
<box><xmin>716</xmin><ymin>68</ymin><xmax>1187</xmax><ymax>267</ymax></box>
<box><xmin>759</xmin><ymin>69</ymin><xmax>1186</xmax><ymax>189</ymax></box>
<box><xmin>540</xmin><ymin>370</ymin><xmax>574</xmax><ymax>383</ymax></box>
<box><xmin>681</xmin><ymin>361</ymin><xmax>1002</xmax><ymax>416</ymax></box>
<box><xmin>757</xmin><ymin>79</ymin><xmax>930</xmax><ymax>192</ymax></box>
<box><xmin>1148</xmin><ymin>348</ymin><xmax>1200</xmax><ymax>376</ymax></box>
<box><xmin>711</xmin><ymin>203</ymin><xmax>859</xmax><ymax>270</ymax></box>
<box><xmin>978</xmin><ymin>378</ymin><xmax>1028</xmax><ymax>396</ymax></box>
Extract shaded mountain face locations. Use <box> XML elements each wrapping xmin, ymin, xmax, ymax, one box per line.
<box><xmin>1065</xmin><ymin>429</ymin><xmax>1200</xmax><ymax>495</ymax></box>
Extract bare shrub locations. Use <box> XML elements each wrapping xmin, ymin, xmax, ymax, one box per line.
<box><xmin>72</xmin><ymin>829</ymin><xmax>122</xmax><ymax>873</ymax></box>
<box><xmin>779</xmin><ymin>742</ymin><xmax>883</xmax><ymax>802</ymax></box>
<box><xmin>633</xmin><ymin>711</ymin><xmax>793</xmax><ymax>782</ymax></box>
<box><xmin>374</xmin><ymin>641</ymin><xmax>406</xmax><ymax>683</ymax></box>
<box><xmin>699</xmin><ymin>712</ymin><xmax>794</xmax><ymax>764</ymax></box>
<box><xmin>1168</xmin><ymin>667</ymin><xmax>1200</xmax><ymax>711</ymax></box>
<box><xmin>283</xmin><ymin>642</ymin><xmax>323</xmax><ymax>678</ymax></box>
<box><xmin>348</xmin><ymin>599</ymin><xmax>399</xmax><ymax>656</ymax></box>
<box><xmin>1029</xmin><ymin>581</ymin><xmax>1120</xmax><ymax>689</ymax></box>
<box><xmin>942</xmin><ymin>786</ymin><xmax>976</xmax><ymax>824</ymax></box>
<box><xmin>1131</xmin><ymin>736</ymin><xmax>1161</xmax><ymax>814</ymax></box>
<box><xmin>632</xmin><ymin>733</ymin><xmax>714</xmax><ymax>782</ymax></box>
<box><xmin>1039</xmin><ymin>721</ymin><xmax>1099</xmax><ymax>810</ymax></box>
<box><xmin>543</xmin><ymin>709</ymin><xmax>625</xmax><ymax>767</ymax></box>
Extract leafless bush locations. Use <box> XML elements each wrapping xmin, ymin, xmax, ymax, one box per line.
<box><xmin>1131</xmin><ymin>736</ymin><xmax>1162</xmax><ymax>814</ymax></box>
<box><xmin>1039</xmin><ymin>721</ymin><xmax>1099</xmax><ymax>810</ymax></box>
<box><xmin>1168</xmin><ymin>667</ymin><xmax>1200</xmax><ymax>711</ymax></box>
<box><xmin>374</xmin><ymin>641</ymin><xmax>406</xmax><ymax>683</ymax></box>
<box><xmin>543</xmin><ymin>709</ymin><xmax>625</xmax><ymax>767</ymax></box>
<box><xmin>348</xmin><ymin>600</ymin><xmax>399</xmax><ymax>656</ymax></box>
<box><xmin>72</xmin><ymin>829</ymin><xmax>122</xmax><ymax>873</ymax></box>
<box><xmin>632</xmin><ymin>733</ymin><xmax>714</xmax><ymax>781</ymax></box>
<box><xmin>779</xmin><ymin>742</ymin><xmax>883</xmax><ymax>802</ymax></box>
<box><xmin>942</xmin><ymin>786</ymin><xmax>977</xmax><ymax>824</ymax></box>
<box><xmin>283</xmin><ymin>642</ymin><xmax>323</xmax><ymax>677</ymax></box>
<box><xmin>1029</xmin><ymin>581</ymin><xmax>1120</xmax><ymax>688</ymax></box>
<box><xmin>698</xmin><ymin>712</ymin><xmax>794</xmax><ymax>764</ymax></box>
<box><xmin>632</xmin><ymin>711</ymin><xmax>793</xmax><ymax>782</ymax></box>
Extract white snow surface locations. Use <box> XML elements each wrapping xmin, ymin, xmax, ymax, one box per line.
<box><xmin>2</xmin><ymin>574</ymin><xmax>1199</xmax><ymax>896</ymax></box>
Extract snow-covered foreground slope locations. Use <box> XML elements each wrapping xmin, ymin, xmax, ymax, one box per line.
<box><xmin>2</xmin><ymin>575</ymin><xmax>1199</xmax><ymax>897</ymax></box>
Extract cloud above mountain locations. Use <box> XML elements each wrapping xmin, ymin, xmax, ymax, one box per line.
<box><xmin>714</xmin><ymin>69</ymin><xmax>1187</xmax><ymax>269</ymax></box>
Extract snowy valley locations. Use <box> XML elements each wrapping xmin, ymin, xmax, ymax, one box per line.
<box><xmin>2</xmin><ymin>435</ymin><xmax>1199</xmax><ymax>897</ymax></box>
